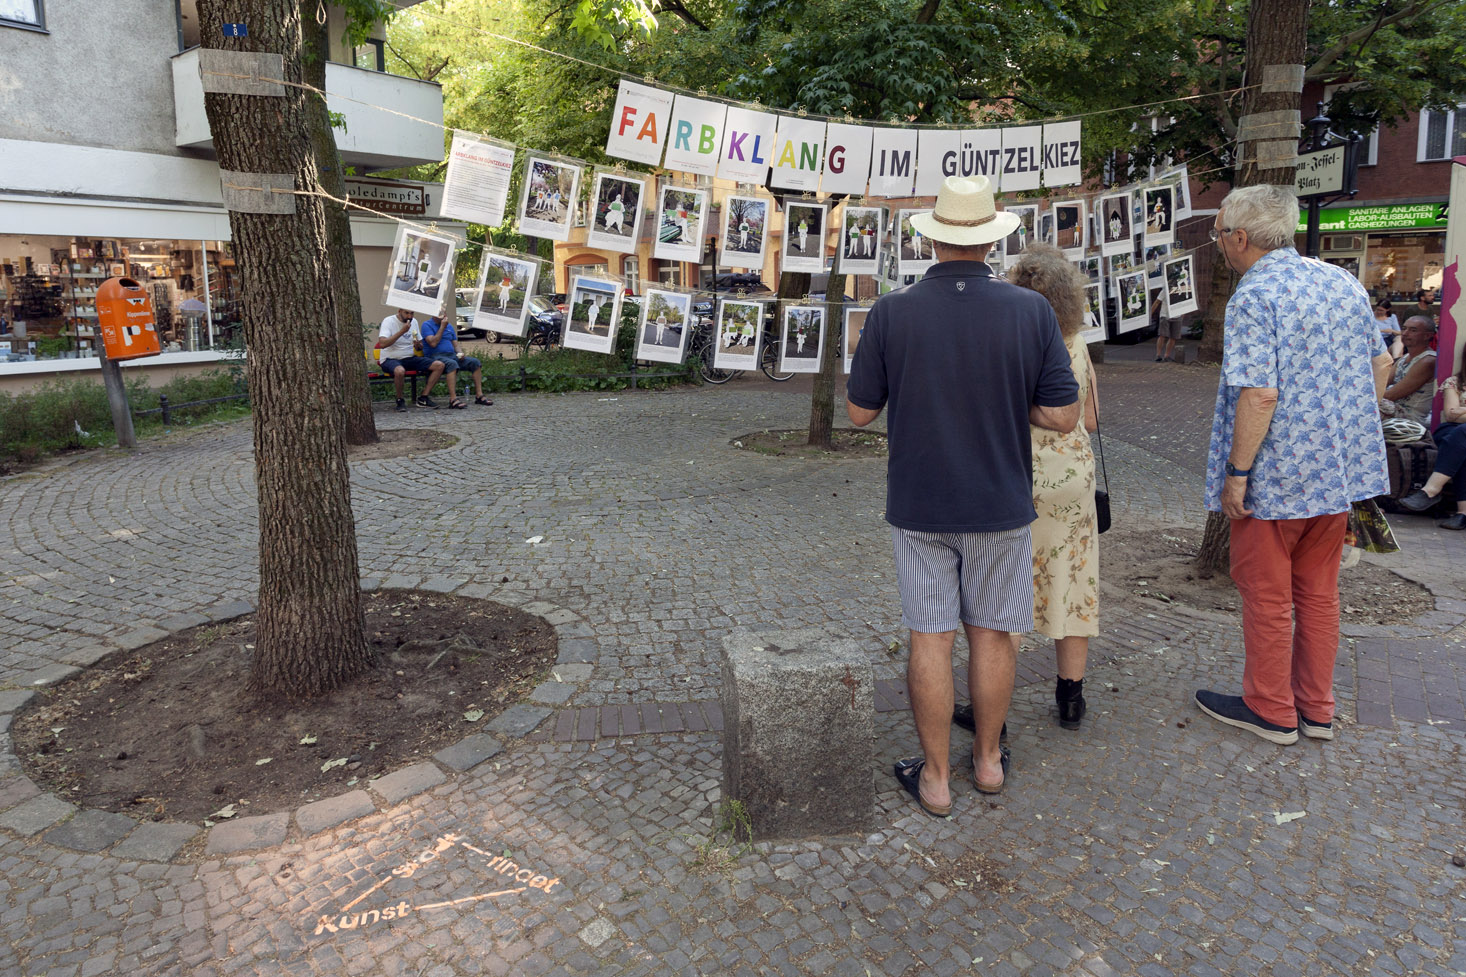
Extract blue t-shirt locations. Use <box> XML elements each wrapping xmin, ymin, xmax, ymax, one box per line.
<box><xmin>846</xmin><ymin>261</ymin><xmax>1079</xmax><ymax>532</ymax></box>
<box><xmin>420</xmin><ymin>318</ymin><xmax>457</xmax><ymax>357</ymax></box>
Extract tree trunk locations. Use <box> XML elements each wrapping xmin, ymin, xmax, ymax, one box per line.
<box><xmin>808</xmin><ymin>271</ymin><xmax>847</xmax><ymax>447</ymax></box>
<box><xmin>198</xmin><ymin>0</ymin><xmax>372</xmax><ymax>699</ymax></box>
<box><xmin>1196</xmin><ymin>249</ymin><xmax>1233</xmax><ymax>364</ymax></box>
<box><xmin>303</xmin><ymin>8</ymin><xmax>378</xmax><ymax>446</ymax></box>
<box><xmin>1194</xmin><ymin>0</ymin><xmax>1310</xmax><ymax>575</ymax></box>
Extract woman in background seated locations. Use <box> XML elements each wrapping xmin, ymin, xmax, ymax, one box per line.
<box><xmin>1398</xmin><ymin>360</ymin><xmax>1466</xmax><ymax>529</ymax></box>
<box><xmin>1374</xmin><ymin>300</ymin><xmax>1401</xmax><ymax>358</ymax></box>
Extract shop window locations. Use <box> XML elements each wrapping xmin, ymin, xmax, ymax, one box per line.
<box><xmin>656</xmin><ymin>263</ymin><xmax>683</xmax><ymax>288</ymax></box>
<box><xmin>1</xmin><ymin>0</ymin><xmax>45</xmax><ymax>31</ymax></box>
<box><xmin>1418</xmin><ymin>106</ymin><xmax>1466</xmax><ymax>162</ymax></box>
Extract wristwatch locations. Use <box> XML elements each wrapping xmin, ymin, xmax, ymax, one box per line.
<box><xmin>1225</xmin><ymin>461</ymin><xmax>1250</xmax><ymax>477</ymax></box>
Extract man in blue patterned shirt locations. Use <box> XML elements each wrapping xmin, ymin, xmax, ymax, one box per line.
<box><xmin>1195</xmin><ymin>185</ymin><xmax>1391</xmax><ymax>746</ymax></box>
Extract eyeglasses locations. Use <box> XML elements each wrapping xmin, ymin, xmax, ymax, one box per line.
<box><xmin>1209</xmin><ymin>226</ymin><xmax>1235</xmax><ymax>242</ymax></box>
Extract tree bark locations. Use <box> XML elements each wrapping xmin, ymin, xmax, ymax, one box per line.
<box><xmin>198</xmin><ymin>0</ymin><xmax>372</xmax><ymax>699</ymax></box>
<box><xmin>303</xmin><ymin>8</ymin><xmax>378</xmax><ymax>446</ymax></box>
<box><xmin>808</xmin><ymin>271</ymin><xmax>847</xmax><ymax>447</ymax></box>
<box><xmin>1194</xmin><ymin>0</ymin><xmax>1310</xmax><ymax>575</ymax></box>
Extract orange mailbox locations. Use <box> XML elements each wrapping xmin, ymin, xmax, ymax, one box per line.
<box><xmin>96</xmin><ymin>278</ymin><xmax>161</xmax><ymax>360</ymax></box>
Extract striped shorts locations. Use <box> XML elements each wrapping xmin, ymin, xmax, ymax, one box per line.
<box><xmin>891</xmin><ymin>525</ymin><xmax>1034</xmax><ymax>634</ymax></box>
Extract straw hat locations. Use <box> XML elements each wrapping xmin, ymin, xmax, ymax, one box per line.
<box><xmin>908</xmin><ymin>175</ymin><xmax>1021</xmax><ymax>246</ymax></box>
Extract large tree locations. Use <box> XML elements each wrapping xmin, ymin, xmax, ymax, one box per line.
<box><xmin>197</xmin><ymin>0</ymin><xmax>373</xmax><ymax>698</ymax></box>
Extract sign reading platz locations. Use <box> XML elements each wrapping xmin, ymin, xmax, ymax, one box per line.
<box><xmin>1295</xmin><ymin>146</ymin><xmax>1346</xmax><ymax>197</ymax></box>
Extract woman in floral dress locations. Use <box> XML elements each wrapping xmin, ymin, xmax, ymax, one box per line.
<box><xmin>1006</xmin><ymin>244</ymin><xmax>1100</xmax><ymax>729</ymax></box>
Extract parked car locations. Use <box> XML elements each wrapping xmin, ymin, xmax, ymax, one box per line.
<box><xmin>457</xmin><ymin>292</ymin><xmax>563</xmax><ymax>343</ymax></box>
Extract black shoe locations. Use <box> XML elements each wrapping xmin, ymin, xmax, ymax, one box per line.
<box><xmin>1194</xmin><ymin>690</ymin><xmax>1298</xmax><ymax>745</ymax></box>
<box><xmin>1437</xmin><ymin>512</ymin><xmax>1466</xmax><ymax>530</ymax></box>
<box><xmin>1056</xmin><ymin>677</ymin><xmax>1086</xmax><ymax>730</ymax></box>
<box><xmin>951</xmin><ymin>704</ymin><xmax>1007</xmax><ymax>745</ymax></box>
<box><xmin>415</xmin><ymin>395</ymin><xmax>438</xmax><ymax>409</ymax></box>
<box><xmin>1155</xmin><ymin>356</ymin><xmax>1164</xmax><ymax>362</ymax></box>
<box><xmin>1398</xmin><ymin>489</ymin><xmax>1436</xmax><ymax>513</ymax></box>
<box><xmin>395</xmin><ymin>398</ymin><xmax>407</xmax><ymax>413</ymax></box>
<box><xmin>1298</xmin><ymin>710</ymin><xmax>1334</xmax><ymax>741</ymax></box>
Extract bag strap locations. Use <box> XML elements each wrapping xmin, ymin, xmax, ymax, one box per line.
<box><xmin>1090</xmin><ymin>363</ymin><xmax>1110</xmax><ymax>493</ymax></box>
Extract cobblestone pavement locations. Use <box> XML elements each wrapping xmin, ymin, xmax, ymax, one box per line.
<box><xmin>1</xmin><ymin>359</ymin><xmax>1464</xmax><ymax>977</ymax></box>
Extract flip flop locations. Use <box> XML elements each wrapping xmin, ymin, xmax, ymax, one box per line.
<box><xmin>893</xmin><ymin>757</ymin><xmax>952</xmax><ymax>818</ymax></box>
<box><xmin>448</xmin><ymin>399</ymin><xmax>467</xmax><ymax>409</ymax></box>
<box><xmin>973</xmin><ymin>745</ymin><xmax>1012</xmax><ymax>796</ymax></box>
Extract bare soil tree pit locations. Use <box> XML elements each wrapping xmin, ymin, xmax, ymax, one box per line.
<box><xmin>1103</xmin><ymin>526</ymin><xmax>1433</xmax><ymax>625</ymax></box>
<box><xmin>13</xmin><ymin>590</ymin><xmax>555</xmax><ymax>825</ymax></box>
<box><xmin>348</xmin><ymin>428</ymin><xmax>457</xmax><ymax>463</ymax></box>
<box><xmin>732</xmin><ymin>428</ymin><xmax>888</xmax><ymax>459</ymax></box>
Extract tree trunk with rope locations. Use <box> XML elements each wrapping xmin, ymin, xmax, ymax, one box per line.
<box><xmin>303</xmin><ymin>6</ymin><xmax>378</xmax><ymax>446</ymax></box>
<box><xmin>808</xmin><ymin>271</ymin><xmax>847</xmax><ymax>448</ymax></box>
<box><xmin>1194</xmin><ymin>0</ymin><xmax>1310</xmax><ymax>576</ymax></box>
<box><xmin>197</xmin><ymin>0</ymin><xmax>373</xmax><ymax>698</ymax></box>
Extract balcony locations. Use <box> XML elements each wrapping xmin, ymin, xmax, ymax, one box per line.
<box><xmin>172</xmin><ymin>50</ymin><xmax>444</xmax><ymax>171</ymax></box>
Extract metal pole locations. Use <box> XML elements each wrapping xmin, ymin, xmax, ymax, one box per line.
<box><xmin>1306</xmin><ymin>198</ymin><xmax>1323</xmax><ymax>258</ymax></box>
<box><xmin>160</xmin><ymin>394</ymin><xmax>171</xmax><ymax>426</ymax></box>
<box><xmin>99</xmin><ymin>348</ymin><xmax>137</xmax><ymax>448</ymax></box>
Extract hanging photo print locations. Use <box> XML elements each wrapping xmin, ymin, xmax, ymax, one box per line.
<box><xmin>1077</xmin><ymin>256</ymin><xmax>1102</xmax><ymax>283</ymax></box>
<box><xmin>470</xmin><ymin>250</ymin><xmax>539</xmax><ymax>339</ymax></box>
<box><xmin>564</xmin><ymin>275</ymin><xmax>622</xmax><ymax>354</ymax></box>
<box><xmin>1053</xmin><ymin>200</ymin><xmax>1087</xmax><ymax>259</ymax></box>
<box><xmin>585</xmin><ymin>171</ymin><xmax>647</xmax><ymax>254</ymax></box>
<box><xmin>1116</xmin><ymin>269</ymin><xmax>1149</xmax><ymax>333</ymax></box>
<box><xmin>779</xmin><ymin>304</ymin><xmax>825</xmax><ymax>373</ymax></box>
<box><xmin>1038</xmin><ymin>210</ymin><xmax>1055</xmax><ymax>246</ymax></box>
<box><xmin>1098</xmin><ymin>191</ymin><xmax>1133</xmax><ymax>257</ymax></box>
<box><xmin>1160</xmin><ymin>166</ymin><xmax>1192</xmax><ymax>221</ymax></box>
<box><xmin>441</xmin><ymin>132</ymin><xmax>515</xmax><ymax>227</ymax></box>
<box><xmin>896</xmin><ymin>209</ymin><xmax>937</xmax><ymax>278</ymax></box>
<box><xmin>782</xmin><ymin>200</ymin><xmax>828</xmax><ymax>274</ymax></box>
<box><xmin>1145</xmin><ymin>242</ymin><xmax>1172</xmax><ymax>278</ymax></box>
<box><xmin>844</xmin><ymin>307</ymin><xmax>869</xmax><ymax>374</ymax></box>
<box><xmin>653</xmin><ymin>184</ymin><xmax>710</xmax><ymax>263</ymax></box>
<box><xmin>1002</xmin><ymin>204</ymin><xmax>1038</xmax><ymax>266</ymax></box>
<box><xmin>719</xmin><ymin>194</ymin><xmax>770</xmax><ymax>269</ymax></box>
<box><xmin>715</xmin><ymin>299</ymin><xmax>765</xmax><ymax>371</ymax></box>
<box><xmin>635</xmin><ymin>288</ymin><xmax>692</xmax><ymax>364</ymax></box>
<box><xmin>1081</xmin><ymin>282</ymin><xmax>1106</xmax><ymax>345</ymax></box>
<box><xmin>384</xmin><ymin>225</ymin><xmax>457</xmax><ymax>317</ymax></box>
<box><xmin>838</xmin><ymin>206</ymin><xmax>883</xmax><ymax>276</ymax></box>
<box><xmin>1164</xmin><ymin>254</ymin><xmax>1198</xmax><ymax>317</ymax></box>
<box><xmin>1143</xmin><ymin>185</ymin><xmax>1175</xmax><ymax>248</ymax></box>
<box><xmin>519</xmin><ymin>155</ymin><xmax>581</xmax><ymax>241</ymax></box>
<box><xmin>1108</xmin><ymin>250</ymin><xmax>1135</xmax><ymax>278</ymax></box>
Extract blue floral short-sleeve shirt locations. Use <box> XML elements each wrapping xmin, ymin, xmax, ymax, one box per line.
<box><xmin>1205</xmin><ymin>248</ymin><xmax>1388</xmax><ymax>520</ymax></box>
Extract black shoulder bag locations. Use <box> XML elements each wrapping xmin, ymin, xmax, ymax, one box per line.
<box><xmin>1091</xmin><ymin>376</ymin><xmax>1111</xmax><ymax>534</ymax></box>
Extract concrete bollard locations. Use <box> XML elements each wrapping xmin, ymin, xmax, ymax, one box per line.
<box><xmin>720</xmin><ymin>628</ymin><xmax>874</xmax><ymax>840</ymax></box>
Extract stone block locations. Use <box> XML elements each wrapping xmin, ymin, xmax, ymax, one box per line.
<box><xmin>557</xmin><ymin>638</ymin><xmax>599</xmax><ymax>664</ymax></box>
<box><xmin>56</xmin><ymin>644</ymin><xmax>116</xmax><ymax>667</ymax></box>
<box><xmin>453</xmin><ymin>582</ymin><xmax>495</xmax><ymax>600</ymax></box>
<box><xmin>359</xmin><ymin>577</ymin><xmax>382</xmax><ymax>593</ymax></box>
<box><xmin>529</xmin><ymin>681</ymin><xmax>575</xmax><ymax>706</ymax></box>
<box><xmin>0</xmin><ymin>794</ymin><xmax>76</xmax><ymax>836</ymax></box>
<box><xmin>434</xmin><ymin>734</ymin><xmax>503</xmax><ymax>772</ymax></box>
<box><xmin>544</xmin><ymin>608</ymin><xmax>581</xmax><ymax>626</ymax></box>
<box><xmin>370</xmin><ymin>761</ymin><xmax>447</xmax><ymax>803</ymax></box>
<box><xmin>295</xmin><ymin>790</ymin><xmax>375</xmax><ymax>836</ymax></box>
<box><xmin>111</xmin><ymin>822</ymin><xmax>200</xmax><ymax>862</ymax></box>
<box><xmin>522</xmin><ymin>601</ymin><xmax>558</xmax><ymax>616</ymax></box>
<box><xmin>0</xmin><ymin>688</ymin><xmax>35</xmax><ymax>714</ymax></box>
<box><xmin>419</xmin><ymin>575</ymin><xmax>460</xmax><ymax>594</ymax></box>
<box><xmin>205</xmin><ymin>812</ymin><xmax>289</xmax><ymax>854</ymax></box>
<box><xmin>157</xmin><ymin>611</ymin><xmax>210</xmax><ymax>632</ymax></box>
<box><xmin>488</xmin><ymin>704</ymin><xmax>551</xmax><ymax>738</ymax></box>
<box><xmin>0</xmin><ymin>776</ymin><xmax>40</xmax><ymax>811</ymax></box>
<box><xmin>25</xmin><ymin>664</ymin><xmax>80</xmax><ymax>687</ymax></box>
<box><xmin>114</xmin><ymin>626</ymin><xmax>169</xmax><ymax>651</ymax></box>
<box><xmin>721</xmin><ymin>629</ymin><xmax>874</xmax><ymax>840</ymax></box>
<box><xmin>208</xmin><ymin>599</ymin><xmax>254</xmax><ymax>623</ymax></box>
<box><xmin>553</xmin><ymin>664</ymin><xmax>594</xmax><ymax>683</ymax></box>
<box><xmin>45</xmin><ymin>809</ymin><xmax>137</xmax><ymax>852</ymax></box>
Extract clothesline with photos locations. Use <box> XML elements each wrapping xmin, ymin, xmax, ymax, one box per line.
<box><xmin>201</xmin><ymin>61</ymin><xmax>1227</xmax><ymax>370</ymax></box>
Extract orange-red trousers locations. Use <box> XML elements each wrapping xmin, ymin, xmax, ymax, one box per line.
<box><xmin>1229</xmin><ymin>512</ymin><xmax>1348</xmax><ymax>727</ymax></box>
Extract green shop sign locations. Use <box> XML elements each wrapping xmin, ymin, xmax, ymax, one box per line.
<box><xmin>1296</xmin><ymin>202</ymin><xmax>1449</xmax><ymax>233</ymax></box>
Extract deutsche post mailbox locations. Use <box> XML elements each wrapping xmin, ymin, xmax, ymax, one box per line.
<box><xmin>96</xmin><ymin>278</ymin><xmax>161</xmax><ymax>360</ymax></box>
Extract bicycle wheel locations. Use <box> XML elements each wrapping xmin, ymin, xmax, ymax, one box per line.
<box><xmin>698</xmin><ymin>342</ymin><xmax>737</xmax><ymax>384</ymax></box>
<box><xmin>760</xmin><ymin>341</ymin><xmax>794</xmax><ymax>381</ymax></box>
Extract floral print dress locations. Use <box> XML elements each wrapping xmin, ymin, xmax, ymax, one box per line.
<box><xmin>1028</xmin><ymin>332</ymin><xmax>1098</xmax><ymax>638</ymax></box>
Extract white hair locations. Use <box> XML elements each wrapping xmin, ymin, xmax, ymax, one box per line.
<box><xmin>1218</xmin><ymin>184</ymin><xmax>1300</xmax><ymax>251</ymax></box>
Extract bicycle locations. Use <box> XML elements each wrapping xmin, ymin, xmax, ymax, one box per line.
<box><xmin>759</xmin><ymin>333</ymin><xmax>794</xmax><ymax>381</ymax></box>
<box><xmin>689</xmin><ymin>320</ymin><xmax>739</xmax><ymax>384</ymax></box>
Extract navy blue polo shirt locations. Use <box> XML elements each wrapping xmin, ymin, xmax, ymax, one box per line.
<box><xmin>846</xmin><ymin>260</ymin><xmax>1078</xmax><ymax>532</ymax></box>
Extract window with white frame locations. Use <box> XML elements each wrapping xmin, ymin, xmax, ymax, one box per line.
<box><xmin>0</xmin><ymin>0</ymin><xmax>44</xmax><ymax>29</ymax></box>
<box><xmin>622</xmin><ymin>256</ymin><xmax>639</xmax><ymax>293</ymax></box>
<box><xmin>1419</xmin><ymin>106</ymin><xmax>1466</xmax><ymax>162</ymax></box>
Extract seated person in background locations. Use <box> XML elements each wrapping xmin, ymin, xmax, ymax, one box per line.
<box><xmin>376</xmin><ymin>308</ymin><xmax>446</xmax><ymax>411</ymax></box>
<box><xmin>421</xmin><ymin>311</ymin><xmax>492</xmax><ymax>408</ymax></box>
<box><xmin>1398</xmin><ymin>362</ymin><xmax>1466</xmax><ymax>529</ymax></box>
<box><xmin>1374</xmin><ymin>300</ymin><xmax>1401</xmax><ymax>358</ymax></box>
<box><xmin>1379</xmin><ymin>316</ymin><xmax>1437</xmax><ymax>424</ymax></box>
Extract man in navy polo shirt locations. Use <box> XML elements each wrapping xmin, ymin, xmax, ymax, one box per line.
<box><xmin>848</xmin><ymin>176</ymin><xmax>1079</xmax><ymax>817</ymax></box>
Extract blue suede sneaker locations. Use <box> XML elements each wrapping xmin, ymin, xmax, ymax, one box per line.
<box><xmin>1194</xmin><ymin>690</ymin><xmax>1298</xmax><ymax>745</ymax></box>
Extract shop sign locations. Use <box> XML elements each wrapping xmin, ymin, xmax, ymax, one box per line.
<box><xmin>1294</xmin><ymin>146</ymin><xmax>1346</xmax><ymax>196</ymax></box>
<box><xmin>344</xmin><ymin>178</ymin><xmax>427</xmax><ymax>216</ymax></box>
<box><xmin>1296</xmin><ymin>202</ymin><xmax>1449</xmax><ymax>233</ymax></box>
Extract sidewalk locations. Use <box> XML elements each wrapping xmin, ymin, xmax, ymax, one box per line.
<box><xmin>0</xmin><ymin>363</ymin><xmax>1462</xmax><ymax>977</ymax></box>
